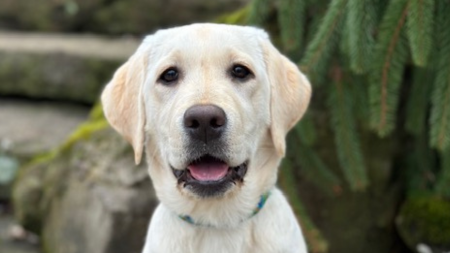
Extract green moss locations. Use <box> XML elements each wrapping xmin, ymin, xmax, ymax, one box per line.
<box><xmin>215</xmin><ymin>6</ymin><xmax>250</xmax><ymax>25</ymax></box>
<box><xmin>89</xmin><ymin>102</ymin><xmax>105</xmax><ymax>121</ymax></box>
<box><xmin>60</xmin><ymin>119</ymin><xmax>108</xmax><ymax>152</ymax></box>
<box><xmin>397</xmin><ymin>197</ymin><xmax>450</xmax><ymax>248</ymax></box>
<box><xmin>26</xmin><ymin>152</ymin><xmax>57</xmax><ymax>167</ymax></box>
<box><xmin>12</xmin><ymin>104</ymin><xmax>110</xmax><ymax>236</ymax></box>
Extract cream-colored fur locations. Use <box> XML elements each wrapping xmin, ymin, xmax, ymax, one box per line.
<box><xmin>102</xmin><ymin>23</ymin><xmax>311</xmax><ymax>253</ymax></box>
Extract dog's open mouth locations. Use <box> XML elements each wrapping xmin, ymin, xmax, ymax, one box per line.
<box><xmin>172</xmin><ymin>155</ymin><xmax>248</xmax><ymax>197</ymax></box>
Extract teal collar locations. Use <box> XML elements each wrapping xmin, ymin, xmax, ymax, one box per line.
<box><xmin>179</xmin><ymin>191</ymin><xmax>271</xmax><ymax>226</ymax></box>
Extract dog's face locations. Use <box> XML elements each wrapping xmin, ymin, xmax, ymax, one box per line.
<box><xmin>102</xmin><ymin>24</ymin><xmax>311</xmax><ymax>225</ymax></box>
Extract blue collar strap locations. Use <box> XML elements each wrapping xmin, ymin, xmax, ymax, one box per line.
<box><xmin>179</xmin><ymin>191</ymin><xmax>271</xmax><ymax>226</ymax></box>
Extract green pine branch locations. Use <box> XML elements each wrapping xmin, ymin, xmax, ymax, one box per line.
<box><xmin>346</xmin><ymin>0</ymin><xmax>376</xmax><ymax>74</ymax></box>
<box><xmin>348</xmin><ymin>74</ymin><xmax>370</xmax><ymax>125</ymax></box>
<box><xmin>278</xmin><ymin>0</ymin><xmax>306</xmax><ymax>54</ymax></box>
<box><xmin>406</xmin><ymin>0</ymin><xmax>434</xmax><ymax>67</ymax></box>
<box><xmin>300</xmin><ymin>0</ymin><xmax>347</xmax><ymax>80</ymax></box>
<box><xmin>247</xmin><ymin>0</ymin><xmax>272</xmax><ymax>25</ymax></box>
<box><xmin>328</xmin><ymin>68</ymin><xmax>368</xmax><ymax>191</ymax></box>
<box><xmin>405</xmin><ymin>67</ymin><xmax>434</xmax><ymax>135</ymax></box>
<box><xmin>288</xmin><ymin>136</ymin><xmax>342</xmax><ymax>195</ymax></box>
<box><xmin>279</xmin><ymin>159</ymin><xmax>329</xmax><ymax>253</ymax></box>
<box><xmin>429</xmin><ymin>1</ymin><xmax>450</xmax><ymax>151</ymax></box>
<box><xmin>405</xmin><ymin>132</ymin><xmax>436</xmax><ymax>196</ymax></box>
<box><xmin>435</xmin><ymin>148</ymin><xmax>450</xmax><ymax>198</ymax></box>
<box><xmin>369</xmin><ymin>0</ymin><xmax>409</xmax><ymax>137</ymax></box>
<box><xmin>294</xmin><ymin>113</ymin><xmax>317</xmax><ymax>146</ymax></box>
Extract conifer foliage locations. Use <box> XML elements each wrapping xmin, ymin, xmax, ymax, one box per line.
<box><xmin>248</xmin><ymin>0</ymin><xmax>448</xmax><ymax>196</ymax></box>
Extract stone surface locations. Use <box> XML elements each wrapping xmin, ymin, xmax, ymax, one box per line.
<box><xmin>0</xmin><ymin>99</ymin><xmax>89</xmax><ymax>159</ymax></box>
<box><xmin>0</xmin><ymin>32</ymin><xmax>140</xmax><ymax>61</ymax></box>
<box><xmin>0</xmin><ymin>155</ymin><xmax>19</xmax><ymax>199</ymax></box>
<box><xmin>0</xmin><ymin>99</ymin><xmax>89</xmax><ymax>199</ymax></box>
<box><xmin>13</xmin><ymin>110</ymin><xmax>158</xmax><ymax>253</ymax></box>
<box><xmin>0</xmin><ymin>32</ymin><xmax>140</xmax><ymax>104</ymax></box>
<box><xmin>0</xmin><ymin>0</ymin><xmax>249</xmax><ymax>35</ymax></box>
<box><xmin>0</xmin><ymin>211</ymin><xmax>40</xmax><ymax>253</ymax></box>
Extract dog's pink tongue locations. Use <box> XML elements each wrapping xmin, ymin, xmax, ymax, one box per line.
<box><xmin>188</xmin><ymin>160</ymin><xmax>228</xmax><ymax>181</ymax></box>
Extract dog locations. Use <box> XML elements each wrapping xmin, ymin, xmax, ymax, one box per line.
<box><xmin>101</xmin><ymin>23</ymin><xmax>311</xmax><ymax>253</ymax></box>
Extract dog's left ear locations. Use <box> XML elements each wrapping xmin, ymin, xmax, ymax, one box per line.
<box><xmin>263</xmin><ymin>41</ymin><xmax>312</xmax><ymax>157</ymax></box>
<box><xmin>101</xmin><ymin>47</ymin><xmax>149</xmax><ymax>165</ymax></box>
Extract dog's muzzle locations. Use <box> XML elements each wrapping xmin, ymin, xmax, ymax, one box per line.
<box><xmin>171</xmin><ymin>104</ymin><xmax>248</xmax><ymax>198</ymax></box>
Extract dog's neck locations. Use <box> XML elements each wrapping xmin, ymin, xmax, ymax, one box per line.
<box><xmin>178</xmin><ymin>191</ymin><xmax>271</xmax><ymax>227</ymax></box>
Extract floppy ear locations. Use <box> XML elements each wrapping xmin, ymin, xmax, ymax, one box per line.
<box><xmin>101</xmin><ymin>48</ymin><xmax>149</xmax><ymax>165</ymax></box>
<box><xmin>263</xmin><ymin>42</ymin><xmax>312</xmax><ymax>157</ymax></box>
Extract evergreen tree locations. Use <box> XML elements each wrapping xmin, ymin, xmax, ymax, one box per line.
<box><xmin>239</xmin><ymin>0</ymin><xmax>450</xmax><ymax>251</ymax></box>
<box><xmin>247</xmin><ymin>0</ymin><xmax>447</xmax><ymax>197</ymax></box>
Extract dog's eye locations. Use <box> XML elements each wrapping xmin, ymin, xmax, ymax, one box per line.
<box><xmin>231</xmin><ymin>65</ymin><xmax>252</xmax><ymax>80</ymax></box>
<box><xmin>159</xmin><ymin>68</ymin><xmax>179</xmax><ymax>84</ymax></box>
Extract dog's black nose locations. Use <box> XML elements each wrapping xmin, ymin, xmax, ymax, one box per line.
<box><xmin>183</xmin><ymin>104</ymin><xmax>226</xmax><ymax>143</ymax></box>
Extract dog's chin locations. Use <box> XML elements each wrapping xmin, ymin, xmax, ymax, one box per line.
<box><xmin>171</xmin><ymin>155</ymin><xmax>248</xmax><ymax>198</ymax></box>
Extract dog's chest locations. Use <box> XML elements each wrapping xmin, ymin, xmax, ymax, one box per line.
<box><xmin>184</xmin><ymin>226</ymin><xmax>256</xmax><ymax>253</ymax></box>
<box><xmin>144</xmin><ymin>190</ymin><xmax>306</xmax><ymax>253</ymax></box>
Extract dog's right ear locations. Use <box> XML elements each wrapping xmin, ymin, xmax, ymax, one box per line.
<box><xmin>101</xmin><ymin>47</ymin><xmax>149</xmax><ymax>165</ymax></box>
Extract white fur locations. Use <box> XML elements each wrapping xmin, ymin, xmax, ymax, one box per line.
<box><xmin>101</xmin><ymin>23</ymin><xmax>312</xmax><ymax>253</ymax></box>
<box><xmin>143</xmin><ymin>189</ymin><xmax>306</xmax><ymax>253</ymax></box>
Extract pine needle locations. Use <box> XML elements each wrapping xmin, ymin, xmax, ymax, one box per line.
<box><xmin>405</xmin><ymin>67</ymin><xmax>434</xmax><ymax>135</ymax></box>
<box><xmin>348</xmin><ymin>73</ymin><xmax>370</xmax><ymax>125</ymax></box>
<box><xmin>406</xmin><ymin>133</ymin><xmax>436</xmax><ymax>196</ymax></box>
<box><xmin>247</xmin><ymin>0</ymin><xmax>272</xmax><ymax>25</ymax></box>
<box><xmin>300</xmin><ymin>0</ymin><xmax>347</xmax><ymax>80</ymax></box>
<box><xmin>288</xmin><ymin>137</ymin><xmax>342</xmax><ymax>196</ymax></box>
<box><xmin>368</xmin><ymin>0</ymin><xmax>409</xmax><ymax>137</ymax></box>
<box><xmin>294</xmin><ymin>113</ymin><xmax>317</xmax><ymax>146</ymax></box>
<box><xmin>278</xmin><ymin>0</ymin><xmax>306</xmax><ymax>54</ymax></box>
<box><xmin>435</xmin><ymin>148</ymin><xmax>450</xmax><ymax>198</ymax></box>
<box><xmin>279</xmin><ymin>159</ymin><xmax>329</xmax><ymax>253</ymax></box>
<box><xmin>429</xmin><ymin>1</ymin><xmax>450</xmax><ymax>151</ymax></box>
<box><xmin>346</xmin><ymin>0</ymin><xmax>376</xmax><ymax>74</ymax></box>
<box><xmin>328</xmin><ymin>67</ymin><xmax>368</xmax><ymax>191</ymax></box>
<box><xmin>406</xmin><ymin>0</ymin><xmax>434</xmax><ymax>67</ymax></box>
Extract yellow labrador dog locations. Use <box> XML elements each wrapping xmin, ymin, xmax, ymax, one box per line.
<box><xmin>102</xmin><ymin>23</ymin><xmax>311</xmax><ymax>253</ymax></box>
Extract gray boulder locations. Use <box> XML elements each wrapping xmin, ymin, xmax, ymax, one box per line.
<box><xmin>0</xmin><ymin>32</ymin><xmax>140</xmax><ymax>104</ymax></box>
<box><xmin>0</xmin><ymin>99</ymin><xmax>89</xmax><ymax>199</ymax></box>
<box><xmin>0</xmin><ymin>99</ymin><xmax>89</xmax><ymax>159</ymax></box>
<box><xmin>0</xmin><ymin>0</ymin><xmax>249</xmax><ymax>35</ymax></box>
<box><xmin>13</xmin><ymin>108</ymin><xmax>158</xmax><ymax>253</ymax></box>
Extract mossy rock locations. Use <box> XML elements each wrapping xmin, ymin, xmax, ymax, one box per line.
<box><xmin>13</xmin><ymin>105</ymin><xmax>158</xmax><ymax>253</ymax></box>
<box><xmin>0</xmin><ymin>0</ymin><xmax>249</xmax><ymax>35</ymax></box>
<box><xmin>396</xmin><ymin>197</ymin><xmax>450</xmax><ymax>252</ymax></box>
<box><xmin>0</xmin><ymin>52</ymin><xmax>120</xmax><ymax>104</ymax></box>
<box><xmin>0</xmin><ymin>99</ymin><xmax>90</xmax><ymax>161</ymax></box>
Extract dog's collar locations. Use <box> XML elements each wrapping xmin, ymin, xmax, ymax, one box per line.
<box><xmin>178</xmin><ymin>191</ymin><xmax>271</xmax><ymax>227</ymax></box>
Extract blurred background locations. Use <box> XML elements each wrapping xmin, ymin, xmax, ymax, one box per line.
<box><xmin>0</xmin><ymin>0</ymin><xmax>449</xmax><ymax>253</ymax></box>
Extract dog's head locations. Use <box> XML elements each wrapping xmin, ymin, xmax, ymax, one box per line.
<box><xmin>102</xmin><ymin>24</ymin><xmax>311</xmax><ymax>226</ymax></box>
